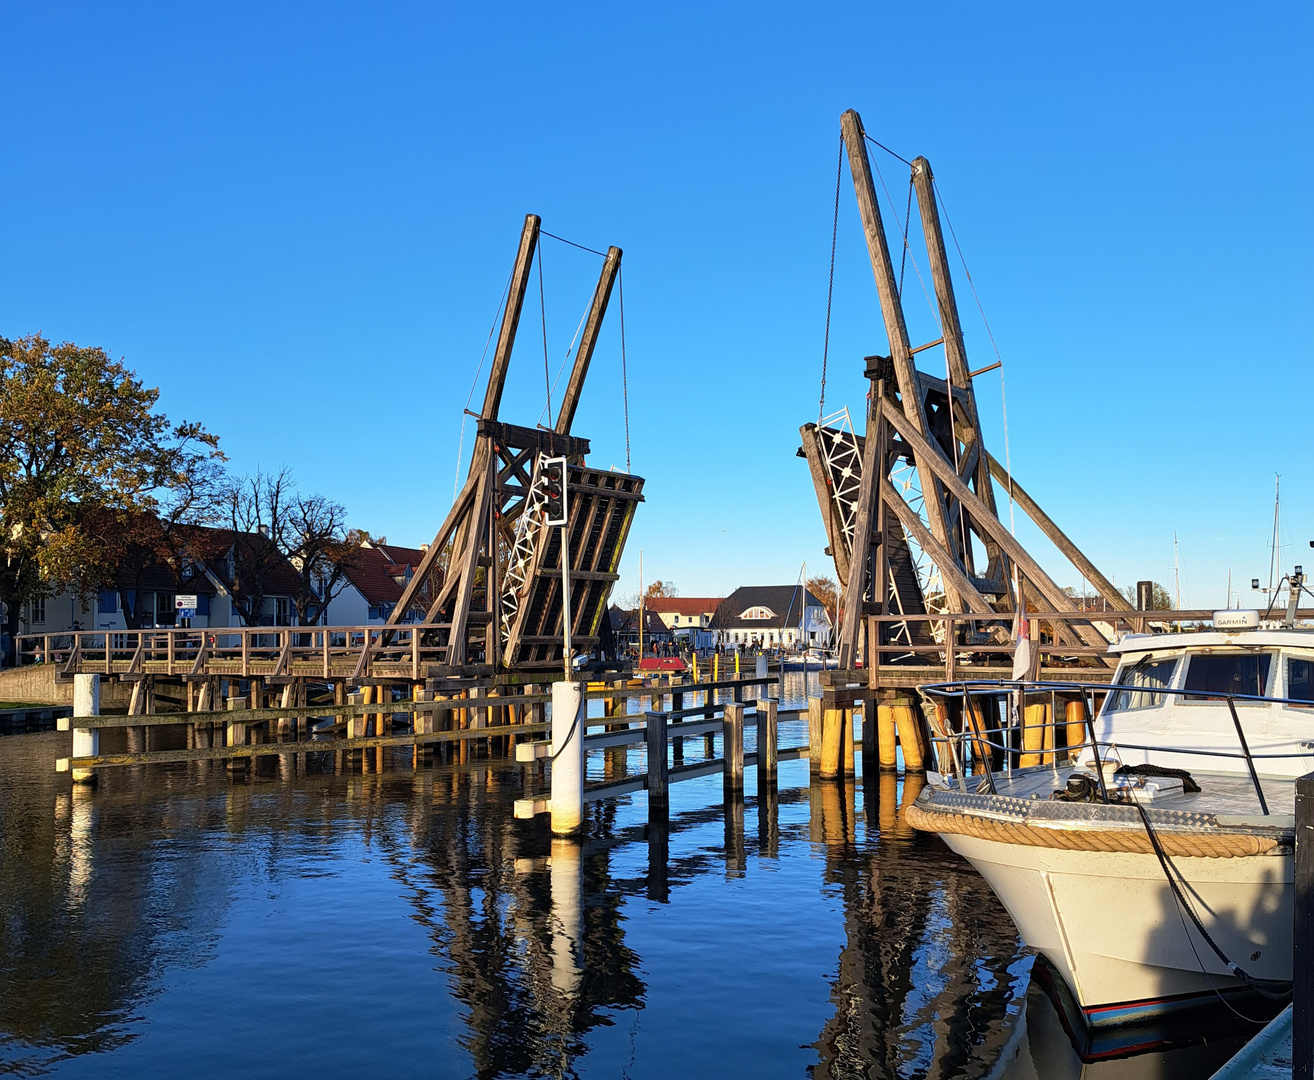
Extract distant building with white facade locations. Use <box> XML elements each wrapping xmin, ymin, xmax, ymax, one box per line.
<box><xmin>643</xmin><ymin>597</ymin><xmax>722</xmax><ymax>651</ymax></box>
<box><xmin>710</xmin><ymin>585</ymin><xmax>833</xmax><ymax>649</ymax></box>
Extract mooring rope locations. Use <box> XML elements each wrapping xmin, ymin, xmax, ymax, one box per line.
<box><xmin>1133</xmin><ymin>801</ymin><xmax>1293</xmax><ymax>1002</ymax></box>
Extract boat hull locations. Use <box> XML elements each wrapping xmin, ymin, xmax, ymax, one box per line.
<box><xmin>940</xmin><ymin>832</ymin><xmax>1291</xmax><ymax>1026</ymax></box>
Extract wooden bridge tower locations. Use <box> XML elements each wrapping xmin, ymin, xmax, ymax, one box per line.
<box><xmin>801</xmin><ymin>110</ymin><xmax>1130</xmax><ymax>670</ymax></box>
<box><xmin>389</xmin><ymin>215</ymin><xmax>644</xmax><ymax>674</ymax></box>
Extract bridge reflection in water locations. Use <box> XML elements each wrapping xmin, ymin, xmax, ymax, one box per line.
<box><xmin>0</xmin><ymin>728</ymin><xmax>1255</xmax><ymax>1078</ymax></box>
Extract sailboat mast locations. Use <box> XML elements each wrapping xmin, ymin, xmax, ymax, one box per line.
<box><xmin>1269</xmin><ymin>475</ymin><xmax>1281</xmax><ymax>592</ymax></box>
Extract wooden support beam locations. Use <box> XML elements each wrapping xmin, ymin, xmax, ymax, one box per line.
<box><xmin>480</xmin><ymin>213</ymin><xmax>540</xmax><ymax>422</ymax></box>
<box><xmin>878</xmin><ymin>476</ymin><xmax>994</xmax><ymax>615</ymax></box>
<box><xmin>912</xmin><ymin>154</ymin><xmax>1010</xmax><ymax>590</ymax></box>
<box><xmin>447</xmin><ymin>447</ymin><xmax>498</xmax><ymax>665</ymax></box>
<box><xmin>799</xmin><ymin>424</ymin><xmax>851</xmax><ymax>586</ymax></box>
<box><xmin>555</xmin><ymin>246</ymin><xmax>621</xmax><ymax>435</ymax></box>
<box><xmin>389</xmin><ymin>451</ymin><xmax>482</xmax><ymax>624</ymax></box>
<box><xmin>838</xmin><ymin>400</ymin><xmax>886</xmax><ymax>665</ymax></box>
<box><xmin>840</xmin><ymin>109</ymin><xmax>960</xmax><ymax>609</ymax></box>
<box><xmin>884</xmin><ymin>407</ymin><xmax>1109</xmax><ymax>649</ymax></box>
<box><xmin>986</xmin><ymin>452</ymin><xmax>1131</xmax><ymax>612</ymax></box>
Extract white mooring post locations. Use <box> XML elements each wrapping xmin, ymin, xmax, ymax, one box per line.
<box><xmin>550</xmin><ymin>680</ymin><xmax>585</xmax><ymax>835</ymax></box>
<box><xmin>71</xmin><ymin>674</ymin><xmax>100</xmax><ymax>784</ymax></box>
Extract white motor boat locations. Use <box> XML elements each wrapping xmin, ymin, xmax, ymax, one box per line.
<box><xmin>908</xmin><ymin>608</ymin><xmax>1306</xmax><ymax>1028</ymax></box>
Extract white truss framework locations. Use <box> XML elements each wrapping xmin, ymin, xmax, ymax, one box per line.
<box><xmin>499</xmin><ymin>453</ymin><xmax>551</xmax><ymax>646</ymax></box>
<box><xmin>818</xmin><ymin>407</ymin><xmax>863</xmax><ymax>555</ymax></box>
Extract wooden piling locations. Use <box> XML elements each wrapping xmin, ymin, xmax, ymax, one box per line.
<box><xmin>893</xmin><ymin>699</ymin><xmax>923</xmax><ymax>772</ymax></box>
<box><xmin>842</xmin><ymin>706</ymin><xmax>855</xmax><ymax>777</ymax></box>
<box><xmin>756</xmin><ymin>699</ymin><xmax>778</xmax><ymax>785</ymax></box>
<box><xmin>820</xmin><ymin>706</ymin><xmax>842</xmax><ymax>779</ymax></box>
<box><xmin>645</xmin><ymin>710</ymin><xmax>668</xmax><ymax>808</ymax></box>
<box><xmin>671</xmin><ymin>680</ymin><xmax>684</xmax><ymax>763</ymax></box>
<box><xmin>1296</xmin><ymin>771</ymin><xmax>1313</xmax><ymax>1080</ymax></box>
<box><xmin>226</xmin><ymin>695</ymin><xmax>248</xmax><ymax>774</ymax></box>
<box><xmin>877</xmin><ymin>702</ymin><xmax>898</xmax><ymax>770</ymax></box>
<box><xmin>807</xmin><ymin>697</ymin><xmax>823</xmax><ymax>775</ymax></box>
<box><xmin>723</xmin><ymin>702</ymin><xmax>745</xmax><ymax>795</ymax></box>
<box><xmin>1065</xmin><ymin>699</ymin><xmax>1086</xmax><ymax>758</ymax></box>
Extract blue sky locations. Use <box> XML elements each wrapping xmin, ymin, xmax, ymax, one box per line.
<box><xmin>2</xmin><ymin>2</ymin><xmax>1310</xmax><ymax>608</ymax></box>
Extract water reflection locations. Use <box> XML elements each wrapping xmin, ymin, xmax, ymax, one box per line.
<box><xmin>0</xmin><ymin>726</ymin><xmax>1266</xmax><ymax>1078</ymax></box>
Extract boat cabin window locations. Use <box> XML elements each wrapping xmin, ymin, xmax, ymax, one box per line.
<box><xmin>1182</xmin><ymin>653</ymin><xmax>1272</xmax><ymax>702</ymax></box>
<box><xmin>1287</xmin><ymin>658</ymin><xmax>1314</xmax><ymax>704</ymax></box>
<box><xmin>1108</xmin><ymin>657</ymin><xmax>1177</xmax><ymax>711</ymax></box>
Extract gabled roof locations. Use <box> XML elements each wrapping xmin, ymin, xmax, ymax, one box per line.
<box><xmin>608</xmin><ymin>606</ymin><xmax>671</xmax><ymax>636</ymax></box>
<box><xmin>172</xmin><ymin>524</ymin><xmax>303</xmax><ymax>597</ymax></box>
<box><xmin>341</xmin><ymin>546</ymin><xmax>406</xmax><ymax>606</ymax></box>
<box><xmin>373</xmin><ymin>542</ymin><xmax>428</xmax><ymax>570</ymax></box>
<box><xmin>711</xmin><ymin>585</ymin><xmax>827</xmax><ymax>630</ymax></box>
<box><xmin>643</xmin><ymin>597</ymin><xmax>723</xmax><ymax>616</ymax></box>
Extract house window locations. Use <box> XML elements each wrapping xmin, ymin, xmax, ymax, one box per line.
<box><xmin>98</xmin><ymin>590</ymin><xmax>118</xmax><ymax>615</ymax></box>
<box><xmin>276</xmin><ymin>598</ymin><xmax>290</xmax><ymax>626</ymax></box>
<box><xmin>30</xmin><ymin>597</ymin><xmax>45</xmax><ymax>624</ymax></box>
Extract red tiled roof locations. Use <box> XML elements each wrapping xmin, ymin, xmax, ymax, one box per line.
<box><xmin>643</xmin><ymin>597</ymin><xmax>723</xmax><ymax>616</ymax></box>
<box><xmin>343</xmin><ymin>547</ymin><xmax>406</xmax><ymax>605</ymax></box>
<box><xmin>177</xmin><ymin>524</ymin><xmax>303</xmax><ymax>596</ymax></box>
<box><xmin>374</xmin><ymin>543</ymin><xmax>428</xmax><ymax>569</ymax></box>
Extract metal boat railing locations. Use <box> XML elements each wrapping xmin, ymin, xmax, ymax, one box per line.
<box><xmin>917</xmin><ymin>679</ymin><xmax>1314</xmax><ymax>814</ymax></box>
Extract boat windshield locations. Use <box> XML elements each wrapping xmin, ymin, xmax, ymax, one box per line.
<box><xmin>1107</xmin><ymin>657</ymin><xmax>1177</xmax><ymax>711</ymax></box>
<box><xmin>1287</xmin><ymin>657</ymin><xmax>1314</xmax><ymax>704</ymax></box>
<box><xmin>1182</xmin><ymin>652</ymin><xmax>1272</xmax><ymax>702</ymax></box>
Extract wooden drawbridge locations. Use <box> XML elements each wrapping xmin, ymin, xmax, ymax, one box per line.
<box><xmin>389</xmin><ymin>215</ymin><xmax>643</xmax><ymax>674</ymax></box>
<box><xmin>801</xmin><ymin>109</ymin><xmax>1131</xmax><ymax>674</ymax></box>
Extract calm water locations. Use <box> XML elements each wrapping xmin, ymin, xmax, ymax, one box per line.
<box><xmin>0</xmin><ymin>675</ymin><xmax>1266</xmax><ymax>1077</ymax></box>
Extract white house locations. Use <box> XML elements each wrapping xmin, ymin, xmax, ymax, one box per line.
<box><xmin>710</xmin><ymin>585</ymin><xmax>833</xmax><ymax>649</ymax></box>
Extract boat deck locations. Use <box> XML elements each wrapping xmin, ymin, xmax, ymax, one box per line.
<box><xmin>959</xmin><ymin>762</ymin><xmax>1296</xmax><ymax>822</ymax></box>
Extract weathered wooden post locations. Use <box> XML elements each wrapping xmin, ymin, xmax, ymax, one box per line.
<box><xmin>723</xmin><ymin>701</ymin><xmax>744</xmax><ymax>795</ymax></box>
<box><xmin>226</xmin><ymin>694</ymin><xmax>248</xmax><ymax>775</ymax></box>
<box><xmin>1296</xmin><ymin>770</ymin><xmax>1314</xmax><ymax>1080</ymax></box>
<box><xmin>1064</xmin><ymin>699</ymin><xmax>1086</xmax><ymax>758</ymax></box>
<box><xmin>808</xmin><ymin>697</ymin><xmax>823</xmax><ymax>776</ymax></box>
<box><xmin>820</xmin><ymin>705</ymin><xmax>843</xmax><ymax>780</ymax></box>
<box><xmin>670</xmin><ymin>677</ymin><xmax>684</xmax><ymax>764</ymax></box>
<box><xmin>842</xmin><ymin>705</ymin><xmax>856</xmax><ymax>777</ymax></box>
<box><xmin>756</xmin><ymin>698</ymin><xmax>778</xmax><ymax>785</ymax></box>
<box><xmin>894</xmin><ymin>697</ymin><xmax>924</xmax><ymax>772</ymax></box>
<box><xmin>412</xmin><ymin>687</ymin><xmax>432</xmax><ymax>769</ymax></box>
<box><xmin>71</xmin><ymin>674</ymin><xmax>100</xmax><ymax>784</ymax></box>
<box><xmin>550</xmin><ymin>680</ymin><xmax>585</xmax><ymax>835</ymax></box>
<box><xmin>645</xmin><ymin>710</ymin><xmax>668</xmax><ymax>811</ymax></box>
<box><xmin>877</xmin><ymin>700</ymin><xmax>898</xmax><ymax>770</ymax></box>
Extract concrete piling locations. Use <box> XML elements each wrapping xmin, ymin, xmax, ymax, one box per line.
<box><xmin>550</xmin><ymin>681</ymin><xmax>585</xmax><ymax>836</ymax></box>
<box><xmin>71</xmin><ymin>674</ymin><xmax>100</xmax><ymax>785</ymax></box>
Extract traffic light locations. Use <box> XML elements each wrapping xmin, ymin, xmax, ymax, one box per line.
<box><xmin>542</xmin><ymin>457</ymin><xmax>567</xmax><ymax>525</ymax></box>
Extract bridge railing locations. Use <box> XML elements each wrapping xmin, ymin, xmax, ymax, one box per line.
<box><xmin>15</xmin><ymin>623</ymin><xmax>448</xmax><ymax>680</ymax></box>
